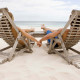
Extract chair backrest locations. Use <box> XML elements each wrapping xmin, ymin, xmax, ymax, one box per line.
<box><xmin>0</xmin><ymin>8</ymin><xmax>22</xmax><ymax>48</ymax></box>
<box><xmin>64</xmin><ymin>10</ymin><xmax>80</xmax><ymax>49</ymax></box>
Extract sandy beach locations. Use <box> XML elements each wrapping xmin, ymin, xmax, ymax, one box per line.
<box><xmin>0</xmin><ymin>0</ymin><xmax>80</xmax><ymax>79</ymax></box>
<box><xmin>0</xmin><ymin>27</ymin><xmax>80</xmax><ymax>80</ymax></box>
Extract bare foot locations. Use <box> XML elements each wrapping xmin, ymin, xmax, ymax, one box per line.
<box><xmin>30</xmin><ymin>28</ymin><xmax>35</xmax><ymax>32</ymax></box>
<box><xmin>41</xmin><ymin>24</ymin><xmax>45</xmax><ymax>30</ymax></box>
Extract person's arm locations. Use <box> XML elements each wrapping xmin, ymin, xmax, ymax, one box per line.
<box><xmin>37</xmin><ymin>29</ymin><xmax>63</xmax><ymax>47</ymax></box>
<box><xmin>17</xmin><ymin>27</ymin><xmax>38</xmax><ymax>43</ymax></box>
<box><xmin>40</xmin><ymin>29</ymin><xmax>62</xmax><ymax>42</ymax></box>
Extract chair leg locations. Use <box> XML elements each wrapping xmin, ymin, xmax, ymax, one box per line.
<box><xmin>27</xmin><ymin>38</ymin><xmax>33</xmax><ymax>53</ymax></box>
<box><xmin>8</xmin><ymin>32</ymin><xmax>21</xmax><ymax>61</ymax></box>
<box><xmin>48</xmin><ymin>38</ymin><xmax>56</xmax><ymax>54</ymax></box>
<box><xmin>58</xmin><ymin>34</ymin><xmax>69</xmax><ymax>57</ymax></box>
<box><xmin>8</xmin><ymin>39</ymin><xmax>18</xmax><ymax>61</ymax></box>
<box><xmin>57</xmin><ymin>34</ymin><xmax>80</xmax><ymax>68</ymax></box>
<box><xmin>21</xmin><ymin>37</ymin><xmax>33</xmax><ymax>53</ymax></box>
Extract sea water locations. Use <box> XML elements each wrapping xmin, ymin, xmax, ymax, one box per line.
<box><xmin>14</xmin><ymin>21</ymin><xmax>66</xmax><ymax>28</ymax></box>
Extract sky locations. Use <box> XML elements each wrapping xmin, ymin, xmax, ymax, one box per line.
<box><xmin>0</xmin><ymin>0</ymin><xmax>80</xmax><ymax>21</ymax></box>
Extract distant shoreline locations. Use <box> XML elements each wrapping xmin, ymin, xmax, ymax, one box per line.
<box><xmin>14</xmin><ymin>21</ymin><xmax>67</xmax><ymax>22</ymax></box>
<box><xmin>14</xmin><ymin>21</ymin><xmax>66</xmax><ymax>28</ymax></box>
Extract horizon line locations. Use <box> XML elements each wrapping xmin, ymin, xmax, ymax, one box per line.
<box><xmin>16</xmin><ymin>20</ymin><xmax>67</xmax><ymax>22</ymax></box>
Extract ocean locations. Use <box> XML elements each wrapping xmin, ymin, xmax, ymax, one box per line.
<box><xmin>14</xmin><ymin>21</ymin><xmax>66</xmax><ymax>28</ymax></box>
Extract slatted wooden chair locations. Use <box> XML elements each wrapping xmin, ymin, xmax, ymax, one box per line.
<box><xmin>0</xmin><ymin>8</ymin><xmax>33</xmax><ymax>63</ymax></box>
<box><xmin>48</xmin><ymin>10</ymin><xmax>80</xmax><ymax>68</ymax></box>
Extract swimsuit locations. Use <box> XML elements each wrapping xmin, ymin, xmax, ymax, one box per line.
<box><xmin>46</xmin><ymin>30</ymin><xmax>59</xmax><ymax>48</ymax></box>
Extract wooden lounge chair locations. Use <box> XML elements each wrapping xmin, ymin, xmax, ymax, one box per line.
<box><xmin>48</xmin><ymin>10</ymin><xmax>80</xmax><ymax>68</ymax></box>
<box><xmin>0</xmin><ymin>8</ymin><xmax>33</xmax><ymax>63</ymax></box>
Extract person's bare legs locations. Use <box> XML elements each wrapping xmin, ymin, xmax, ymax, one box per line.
<box><xmin>41</xmin><ymin>24</ymin><xmax>70</xmax><ymax>41</ymax></box>
<box><xmin>62</xmin><ymin>29</ymin><xmax>70</xmax><ymax>41</ymax></box>
<box><xmin>41</xmin><ymin>24</ymin><xmax>56</xmax><ymax>32</ymax></box>
<box><xmin>17</xmin><ymin>27</ymin><xmax>38</xmax><ymax>43</ymax></box>
<box><xmin>23</xmin><ymin>28</ymin><xmax>35</xmax><ymax>33</ymax></box>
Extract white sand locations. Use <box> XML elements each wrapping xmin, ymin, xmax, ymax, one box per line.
<box><xmin>0</xmin><ymin>27</ymin><xmax>80</xmax><ymax>80</ymax></box>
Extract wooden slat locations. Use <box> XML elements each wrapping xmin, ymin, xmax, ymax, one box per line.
<box><xmin>74</xmin><ymin>20</ymin><xmax>80</xmax><ymax>22</ymax></box>
<box><xmin>72</xmin><ymin>28</ymin><xmax>80</xmax><ymax>30</ymax></box>
<box><xmin>3</xmin><ymin>35</ymin><xmax>14</xmax><ymax>38</ymax></box>
<box><xmin>1</xmin><ymin>36</ymin><xmax>14</xmax><ymax>39</ymax></box>
<box><xmin>67</xmin><ymin>35</ymin><xmax>80</xmax><ymax>37</ymax></box>
<box><xmin>68</xmin><ymin>31</ymin><xmax>80</xmax><ymax>34</ymax></box>
<box><xmin>65</xmin><ymin>37</ymin><xmax>80</xmax><ymax>40</ymax></box>
<box><xmin>68</xmin><ymin>33</ymin><xmax>80</xmax><ymax>35</ymax></box>
<box><xmin>3</xmin><ymin>38</ymin><xmax>14</xmax><ymax>42</ymax></box>
<box><xmin>68</xmin><ymin>32</ymin><xmax>80</xmax><ymax>34</ymax></box>
<box><xmin>0</xmin><ymin>32</ymin><xmax>12</xmax><ymax>34</ymax></box>
<box><xmin>1</xmin><ymin>15</ymin><xmax>6</xmax><ymax>17</ymax></box>
<box><xmin>1</xmin><ymin>18</ymin><xmax>8</xmax><ymax>20</ymax></box>
<box><xmin>0</xmin><ymin>20</ymin><xmax>8</xmax><ymax>21</ymax></box>
<box><xmin>65</xmin><ymin>45</ymin><xmax>76</xmax><ymax>47</ymax></box>
<box><xmin>67</xmin><ymin>36</ymin><xmax>80</xmax><ymax>38</ymax></box>
<box><xmin>65</xmin><ymin>44</ymin><xmax>75</xmax><ymax>46</ymax></box>
<box><xmin>0</xmin><ymin>24</ymin><xmax>10</xmax><ymax>26</ymax></box>
<box><xmin>0</xmin><ymin>34</ymin><xmax>13</xmax><ymax>36</ymax></box>
<box><xmin>0</xmin><ymin>29</ymin><xmax>11</xmax><ymax>31</ymax></box>
<box><xmin>70</xmin><ymin>29</ymin><xmax>80</xmax><ymax>31</ymax></box>
<box><xmin>0</xmin><ymin>27</ymin><xmax>11</xmax><ymax>29</ymax></box>
<box><xmin>66</xmin><ymin>38</ymin><xmax>80</xmax><ymax>40</ymax></box>
<box><xmin>65</xmin><ymin>42</ymin><xmax>78</xmax><ymax>44</ymax></box>
<box><xmin>0</xmin><ymin>20</ymin><xmax>9</xmax><ymax>23</ymax></box>
<box><xmin>65</xmin><ymin>41</ymin><xmax>77</xmax><ymax>43</ymax></box>
<box><xmin>0</xmin><ymin>29</ymin><xmax>12</xmax><ymax>31</ymax></box>
<box><xmin>77</xmin><ymin>18</ymin><xmax>80</xmax><ymax>19</ymax></box>
<box><xmin>0</xmin><ymin>21</ymin><xmax>9</xmax><ymax>23</ymax></box>
<box><xmin>65</xmin><ymin>40</ymin><xmax>79</xmax><ymax>42</ymax></box>
<box><xmin>3</xmin><ymin>37</ymin><xmax>15</xmax><ymax>40</ymax></box>
<box><xmin>70</xmin><ymin>27</ymin><xmax>80</xmax><ymax>29</ymax></box>
<box><xmin>72</xmin><ymin>23</ymin><xmax>80</xmax><ymax>25</ymax></box>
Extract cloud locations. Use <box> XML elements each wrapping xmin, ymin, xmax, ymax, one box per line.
<box><xmin>0</xmin><ymin>0</ymin><xmax>80</xmax><ymax>21</ymax></box>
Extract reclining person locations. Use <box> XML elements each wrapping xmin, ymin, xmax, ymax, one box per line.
<box><xmin>37</xmin><ymin>24</ymin><xmax>70</xmax><ymax>47</ymax></box>
<box><xmin>8</xmin><ymin>11</ymin><xmax>38</xmax><ymax>46</ymax></box>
